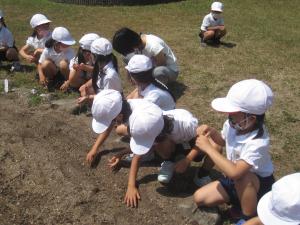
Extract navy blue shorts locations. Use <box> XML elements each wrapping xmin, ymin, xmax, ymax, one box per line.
<box><xmin>219</xmin><ymin>174</ymin><xmax>275</xmax><ymax>207</ymax></box>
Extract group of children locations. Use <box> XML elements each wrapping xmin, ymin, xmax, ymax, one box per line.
<box><xmin>1</xmin><ymin>2</ymin><xmax>299</xmax><ymax>225</ymax></box>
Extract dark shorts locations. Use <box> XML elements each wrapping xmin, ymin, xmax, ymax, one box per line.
<box><xmin>219</xmin><ymin>174</ymin><xmax>275</xmax><ymax>207</ymax></box>
<box><xmin>0</xmin><ymin>46</ymin><xmax>18</xmax><ymax>61</ymax></box>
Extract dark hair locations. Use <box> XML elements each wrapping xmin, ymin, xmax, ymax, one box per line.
<box><xmin>45</xmin><ymin>38</ymin><xmax>56</xmax><ymax>48</ymax></box>
<box><xmin>0</xmin><ymin>18</ymin><xmax>7</xmax><ymax>27</ymax></box>
<box><xmin>129</xmin><ymin>69</ymin><xmax>176</xmax><ymax>102</ymax></box>
<box><xmin>112</xmin><ymin>27</ymin><xmax>142</xmax><ymax>56</ymax></box>
<box><xmin>92</xmin><ymin>53</ymin><xmax>119</xmax><ymax>93</ymax></box>
<box><xmin>253</xmin><ymin>114</ymin><xmax>265</xmax><ymax>139</ymax></box>
<box><xmin>120</xmin><ymin>99</ymin><xmax>132</xmax><ymax>124</ymax></box>
<box><xmin>155</xmin><ymin>115</ymin><xmax>174</xmax><ymax>142</ymax></box>
<box><xmin>31</xmin><ymin>30</ymin><xmax>38</xmax><ymax>37</ymax></box>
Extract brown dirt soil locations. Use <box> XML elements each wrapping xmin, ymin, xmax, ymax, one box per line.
<box><xmin>0</xmin><ymin>92</ymin><xmax>203</xmax><ymax>225</ymax></box>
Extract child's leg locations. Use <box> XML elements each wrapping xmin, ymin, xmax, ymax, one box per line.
<box><xmin>194</xmin><ymin>181</ymin><xmax>230</xmax><ymax>207</ymax></box>
<box><xmin>41</xmin><ymin>60</ymin><xmax>57</xmax><ymax>80</ymax></box>
<box><xmin>59</xmin><ymin>60</ymin><xmax>70</xmax><ymax>79</ymax></box>
<box><xmin>69</xmin><ymin>70</ymin><xmax>86</xmax><ymax>88</ymax></box>
<box><xmin>234</xmin><ymin>172</ymin><xmax>260</xmax><ymax>218</ymax></box>
<box><xmin>203</xmin><ymin>30</ymin><xmax>216</xmax><ymax>41</ymax></box>
<box><xmin>5</xmin><ymin>47</ymin><xmax>19</xmax><ymax>61</ymax></box>
<box><xmin>115</xmin><ymin>124</ymin><xmax>128</xmax><ymax>136</ymax></box>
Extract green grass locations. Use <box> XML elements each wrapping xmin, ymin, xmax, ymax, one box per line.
<box><xmin>1</xmin><ymin>0</ymin><xmax>300</xmax><ymax>177</ymax></box>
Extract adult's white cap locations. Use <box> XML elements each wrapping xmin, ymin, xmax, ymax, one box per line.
<box><xmin>30</xmin><ymin>14</ymin><xmax>51</xmax><ymax>28</ymax></box>
<box><xmin>91</xmin><ymin>89</ymin><xmax>123</xmax><ymax>134</ymax></box>
<box><xmin>91</xmin><ymin>37</ymin><xmax>112</xmax><ymax>56</ymax></box>
<box><xmin>52</xmin><ymin>27</ymin><xmax>76</xmax><ymax>46</ymax></box>
<box><xmin>0</xmin><ymin>10</ymin><xmax>4</xmax><ymax>19</ymax></box>
<box><xmin>79</xmin><ymin>33</ymin><xmax>100</xmax><ymax>51</ymax></box>
<box><xmin>211</xmin><ymin>79</ymin><xmax>273</xmax><ymax>115</ymax></box>
<box><xmin>125</xmin><ymin>54</ymin><xmax>153</xmax><ymax>73</ymax></box>
<box><xmin>257</xmin><ymin>173</ymin><xmax>300</xmax><ymax>225</ymax></box>
<box><xmin>211</xmin><ymin>2</ymin><xmax>224</xmax><ymax>12</ymax></box>
<box><xmin>129</xmin><ymin>101</ymin><xmax>164</xmax><ymax>155</ymax></box>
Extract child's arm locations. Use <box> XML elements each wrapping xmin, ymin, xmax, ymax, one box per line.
<box><xmin>174</xmin><ymin>147</ymin><xmax>199</xmax><ymax>173</ymax></box>
<box><xmin>124</xmin><ymin>154</ymin><xmax>141</xmax><ymax>207</ymax></box>
<box><xmin>79</xmin><ymin>63</ymin><xmax>94</xmax><ymax>73</ymax></box>
<box><xmin>107</xmin><ymin>147</ymin><xmax>131</xmax><ymax>170</ymax></box>
<box><xmin>207</xmin><ymin>25</ymin><xmax>225</xmax><ymax>31</ymax></box>
<box><xmin>196</xmin><ymin>134</ymin><xmax>252</xmax><ymax>180</ymax></box>
<box><xmin>86</xmin><ymin>123</ymin><xmax>114</xmax><ymax>164</ymax></box>
<box><xmin>37</xmin><ymin>63</ymin><xmax>47</xmax><ymax>86</ymax></box>
<box><xmin>19</xmin><ymin>44</ymin><xmax>35</xmax><ymax>62</ymax></box>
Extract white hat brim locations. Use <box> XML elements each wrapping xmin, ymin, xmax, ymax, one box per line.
<box><xmin>60</xmin><ymin>39</ymin><xmax>76</xmax><ymax>46</ymax></box>
<box><xmin>130</xmin><ymin>136</ymin><xmax>154</xmax><ymax>155</ymax></box>
<box><xmin>35</xmin><ymin>19</ymin><xmax>52</xmax><ymax>28</ymax></box>
<box><xmin>92</xmin><ymin>118</ymin><xmax>110</xmax><ymax>134</ymax></box>
<box><xmin>257</xmin><ymin>192</ymin><xmax>299</xmax><ymax>225</ymax></box>
<box><xmin>211</xmin><ymin>97</ymin><xmax>241</xmax><ymax>113</ymax></box>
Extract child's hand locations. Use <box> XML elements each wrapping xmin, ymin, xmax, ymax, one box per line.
<box><xmin>197</xmin><ymin>125</ymin><xmax>214</xmax><ymax>136</ymax></box>
<box><xmin>174</xmin><ymin>158</ymin><xmax>190</xmax><ymax>174</ymax></box>
<box><xmin>86</xmin><ymin>150</ymin><xmax>97</xmax><ymax>164</ymax></box>
<box><xmin>124</xmin><ymin>186</ymin><xmax>140</xmax><ymax>208</ymax></box>
<box><xmin>77</xmin><ymin>96</ymin><xmax>88</xmax><ymax>104</ymax></box>
<box><xmin>60</xmin><ymin>81</ymin><xmax>70</xmax><ymax>92</ymax></box>
<box><xmin>73</xmin><ymin>64</ymin><xmax>80</xmax><ymax>71</ymax></box>
<box><xmin>26</xmin><ymin>55</ymin><xmax>35</xmax><ymax>63</ymax></box>
<box><xmin>196</xmin><ymin>135</ymin><xmax>212</xmax><ymax>154</ymax></box>
<box><xmin>39</xmin><ymin>76</ymin><xmax>48</xmax><ymax>87</ymax></box>
<box><xmin>78</xmin><ymin>63</ymin><xmax>86</xmax><ymax>71</ymax></box>
<box><xmin>108</xmin><ymin>156</ymin><xmax>121</xmax><ymax>170</ymax></box>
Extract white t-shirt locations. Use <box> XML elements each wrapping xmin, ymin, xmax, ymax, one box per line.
<box><xmin>140</xmin><ymin>83</ymin><xmax>175</xmax><ymax>111</ymax></box>
<box><xmin>221</xmin><ymin>120</ymin><xmax>274</xmax><ymax>177</ymax></box>
<box><xmin>163</xmin><ymin>109</ymin><xmax>198</xmax><ymax>144</ymax></box>
<box><xmin>201</xmin><ymin>13</ymin><xmax>224</xmax><ymax>31</ymax></box>
<box><xmin>39</xmin><ymin>47</ymin><xmax>75</xmax><ymax>67</ymax></box>
<box><xmin>0</xmin><ymin>27</ymin><xmax>14</xmax><ymax>48</ymax></box>
<box><xmin>96</xmin><ymin>61</ymin><xmax>122</xmax><ymax>93</ymax></box>
<box><xmin>26</xmin><ymin>32</ymin><xmax>51</xmax><ymax>50</ymax></box>
<box><xmin>69</xmin><ymin>56</ymin><xmax>93</xmax><ymax>79</ymax></box>
<box><xmin>142</xmin><ymin>34</ymin><xmax>178</xmax><ymax>72</ymax></box>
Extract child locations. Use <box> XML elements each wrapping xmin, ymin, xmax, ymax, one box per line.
<box><xmin>112</xmin><ymin>27</ymin><xmax>178</xmax><ymax>84</ymax></box>
<box><xmin>60</xmin><ymin>33</ymin><xmax>100</xmax><ymax>92</ymax></box>
<box><xmin>199</xmin><ymin>2</ymin><xmax>226</xmax><ymax>46</ymax></box>
<box><xmin>38</xmin><ymin>27</ymin><xmax>75</xmax><ymax>88</ymax></box>
<box><xmin>77</xmin><ymin>37</ymin><xmax>122</xmax><ymax>104</ymax></box>
<box><xmin>19</xmin><ymin>14</ymin><xmax>52</xmax><ymax>66</ymax></box>
<box><xmin>0</xmin><ymin>10</ymin><xmax>21</xmax><ymax>71</ymax></box>
<box><xmin>193</xmin><ymin>79</ymin><xmax>275</xmax><ymax>222</ymax></box>
<box><xmin>126</xmin><ymin>54</ymin><xmax>176</xmax><ymax>111</ymax></box>
<box><xmin>86</xmin><ymin>89</ymin><xmax>159</xmax><ymax>164</ymax></box>
<box><xmin>244</xmin><ymin>173</ymin><xmax>300</xmax><ymax>225</ymax></box>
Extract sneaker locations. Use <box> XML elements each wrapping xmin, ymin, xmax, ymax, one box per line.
<box><xmin>123</xmin><ymin>151</ymin><xmax>155</xmax><ymax>163</ymax></box>
<box><xmin>200</xmin><ymin>38</ymin><xmax>207</xmax><ymax>47</ymax></box>
<box><xmin>10</xmin><ymin>61</ymin><xmax>21</xmax><ymax>72</ymax></box>
<box><xmin>193</xmin><ymin>168</ymin><xmax>212</xmax><ymax>187</ymax></box>
<box><xmin>235</xmin><ymin>219</ymin><xmax>246</xmax><ymax>225</ymax></box>
<box><xmin>158</xmin><ymin>161</ymin><xmax>174</xmax><ymax>184</ymax></box>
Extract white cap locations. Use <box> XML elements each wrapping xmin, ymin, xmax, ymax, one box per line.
<box><xmin>91</xmin><ymin>38</ymin><xmax>112</xmax><ymax>56</ymax></box>
<box><xmin>125</xmin><ymin>54</ymin><xmax>153</xmax><ymax>73</ymax></box>
<box><xmin>211</xmin><ymin>79</ymin><xmax>273</xmax><ymax>115</ymax></box>
<box><xmin>211</xmin><ymin>2</ymin><xmax>224</xmax><ymax>12</ymax></box>
<box><xmin>129</xmin><ymin>102</ymin><xmax>164</xmax><ymax>155</ymax></box>
<box><xmin>0</xmin><ymin>10</ymin><xmax>4</xmax><ymax>19</ymax></box>
<box><xmin>257</xmin><ymin>173</ymin><xmax>300</xmax><ymax>225</ymax></box>
<box><xmin>52</xmin><ymin>27</ymin><xmax>76</xmax><ymax>46</ymax></box>
<box><xmin>79</xmin><ymin>33</ymin><xmax>100</xmax><ymax>51</ymax></box>
<box><xmin>91</xmin><ymin>89</ymin><xmax>122</xmax><ymax>134</ymax></box>
<box><xmin>30</xmin><ymin>14</ymin><xmax>51</xmax><ymax>28</ymax></box>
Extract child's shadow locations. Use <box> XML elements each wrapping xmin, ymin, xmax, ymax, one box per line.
<box><xmin>168</xmin><ymin>81</ymin><xmax>187</xmax><ymax>101</ymax></box>
<box><xmin>205</xmin><ymin>41</ymin><xmax>237</xmax><ymax>49</ymax></box>
<box><xmin>0</xmin><ymin>64</ymin><xmax>35</xmax><ymax>73</ymax></box>
<box><xmin>90</xmin><ymin>147</ymin><xmax>127</xmax><ymax>168</ymax></box>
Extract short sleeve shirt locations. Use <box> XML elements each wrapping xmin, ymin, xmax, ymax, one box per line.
<box><xmin>142</xmin><ymin>34</ymin><xmax>178</xmax><ymax>72</ymax></box>
<box><xmin>221</xmin><ymin>120</ymin><xmax>274</xmax><ymax>177</ymax></box>
<box><xmin>0</xmin><ymin>27</ymin><xmax>14</xmax><ymax>48</ymax></box>
<box><xmin>201</xmin><ymin>13</ymin><xmax>224</xmax><ymax>31</ymax></box>
<box><xmin>96</xmin><ymin>61</ymin><xmax>122</xmax><ymax>93</ymax></box>
<box><xmin>39</xmin><ymin>47</ymin><xmax>75</xmax><ymax>67</ymax></box>
<box><xmin>26</xmin><ymin>32</ymin><xmax>51</xmax><ymax>50</ymax></box>
<box><xmin>69</xmin><ymin>56</ymin><xmax>93</xmax><ymax>79</ymax></box>
<box><xmin>140</xmin><ymin>83</ymin><xmax>175</xmax><ymax>111</ymax></box>
<box><xmin>163</xmin><ymin>109</ymin><xmax>198</xmax><ymax>144</ymax></box>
